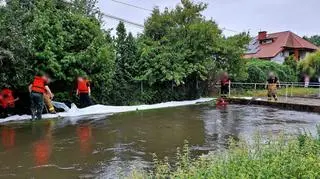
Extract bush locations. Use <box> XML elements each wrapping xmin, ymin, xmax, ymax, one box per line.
<box><xmin>298</xmin><ymin>51</ymin><xmax>320</xmax><ymax>78</ymax></box>
<box><xmin>131</xmin><ymin>130</ymin><xmax>320</xmax><ymax>178</ymax></box>
<box><xmin>284</xmin><ymin>55</ymin><xmax>298</xmax><ymax>72</ymax></box>
<box><xmin>245</xmin><ymin>59</ymin><xmax>297</xmax><ymax>83</ymax></box>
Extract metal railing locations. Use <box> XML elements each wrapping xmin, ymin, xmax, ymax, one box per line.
<box><xmin>216</xmin><ymin>82</ymin><xmax>320</xmax><ymax>99</ymax></box>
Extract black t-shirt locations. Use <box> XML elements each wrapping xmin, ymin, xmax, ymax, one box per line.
<box><xmin>267</xmin><ymin>77</ymin><xmax>278</xmax><ymax>84</ymax></box>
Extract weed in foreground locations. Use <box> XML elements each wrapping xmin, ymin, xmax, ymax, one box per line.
<box><xmin>130</xmin><ymin>129</ymin><xmax>320</xmax><ymax>179</ymax></box>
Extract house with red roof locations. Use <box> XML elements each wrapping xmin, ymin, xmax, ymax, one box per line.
<box><xmin>244</xmin><ymin>31</ymin><xmax>319</xmax><ymax>64</ymax></box>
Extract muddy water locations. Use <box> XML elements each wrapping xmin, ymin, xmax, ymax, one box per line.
<box><xmin>0</xmin><ymin>105</ymin><xmax>319</xmax><ymax>178</ymax></box>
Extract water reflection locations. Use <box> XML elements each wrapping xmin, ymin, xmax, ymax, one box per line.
<box><xmin>202</xmin><ymin>107</ymin><xmax>242</xmax><ymax>150</ymax></box>
<box><xmin>77</xmin><ymin>124</ymin><xmax>92</xmax><ymax>154</ymax></box>
<box><xmin>1</xmin><ymin>126</ymin><xmax>16</xmax><ymax>150</ymax></box>
<box><xmin>0</xmin><ymin>105</ymin><xmax>319</xmax><ymax>178</ymax></box>
<box><xmin>32</xmin><ymin>121</ymin><xmax>54</xmax><ymax>166</ymax></box>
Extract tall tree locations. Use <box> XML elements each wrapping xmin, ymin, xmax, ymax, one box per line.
<box><xmin>110</xmin><ymin>22</ymin><xmax>138</xmax><ymax>105</ymax></box>
<box><xmin>0</xmin><ymin>0</ymin><xmax>115</xmax><ymax>104</ymax></box>
<box><xmin>0</xmin><ymin>0</ymin><xmax>34</xmax><ymax>88</ymax></box>
<box><xmin>136</xmin><ymin>0</ymin><xmax>249</xmax><ymax>101</ymax></box>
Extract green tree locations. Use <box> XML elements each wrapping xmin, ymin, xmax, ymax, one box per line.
<box><xmin>246</xmin><ymin>59</ymin><xmax>297</xmax><ymax>83</ymax></box>
<box><xmin>0</xmin><ymin>0</ymin><xmax>34</xmax><ymax>88</ymax></box>
<box><xmin>284</xmin><ymin>55</ymin><xmax>298</xmax><ymax>73</ymax></box>
<box><xmin>136</xmin><ymin>0</ymin><xmax>249</xmax><ymax>101</ymax></box>
<box><xmin>109</xmin><ymin>22</ymin><xmax>139</xmax><ymax>105</ymax></box>
<box><xmin>303</xmin><ymin>35</ymin><xmax>320</xmax><ymax>47</ymax></box>
<box><xmin>0</xmin><ymin>0</ymin><xmax>115</xmax><ymax>104</ymax></box>
<box><xmin>298</xmin><ymin>51</ymin><xmax>320</xmax><ymax>78</ymax></box>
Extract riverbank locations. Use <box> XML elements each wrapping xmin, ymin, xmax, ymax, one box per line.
<box><xmin>0</xmin><ymin>98</ymin><xmax>213</xmax><ymax>123</ymax></box>
<box><xmin>130</xmin><ymin>131</ymin><xmax>320</xmax><ymax>178</ymax></box>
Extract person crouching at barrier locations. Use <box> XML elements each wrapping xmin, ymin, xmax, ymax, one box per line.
<box><xmin>220</xmin><ymin>72</ymin><xmax>231</xmax><ymax>98</ymax></box>
<box><xmin>29</xmin><ymin>73</ymin><xmax>54</xmax><ymax>120</ymax></box>
<box><xmin>43</xmin><ymin>77</ymin><xmax>56</xmax><ymax>114</ymax></box>
<box><xmin>0</xmin><ymin>88</ymin><xmax>19</xmax><ymax>117</ymax></box>
<box><xmin>76</xmin><ymin>76</ymin><xmax>92</xmax><ymax>108</ymax></box>
<box><xmin>216</xmin><ymin>97</ymin><xmax>228</xmax><ymax>107</ymax></box>
<box><xmin>265</xmin><ymin>72</ymin><xmax>280</xmax><ymax>101</ymax></box>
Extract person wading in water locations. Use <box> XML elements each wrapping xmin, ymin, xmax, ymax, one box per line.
<box><xmin>29</xmin><ymin>73</ymin><xmax>54</xmax><ymax>120</ymax></box>
<box><xmin>266</xmin><ymin>72</ymin><xmax>280</xmax><ymax>101</ymax></box>
<box><xmin>220</xmin><ymin>72</ymin><xmax>231</xmax><ymax>98</ymax></box>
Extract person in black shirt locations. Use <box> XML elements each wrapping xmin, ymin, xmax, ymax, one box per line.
<box><xmin>265</xmin><ymin>72</ymin><xmax>280</xmax><ymax>101</ymax></box>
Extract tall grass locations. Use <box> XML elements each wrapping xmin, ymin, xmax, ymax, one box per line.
<box><xmin>130</xmin><ymin>130</ymin><xmax>320</xmax><ymax>178</ymax></box>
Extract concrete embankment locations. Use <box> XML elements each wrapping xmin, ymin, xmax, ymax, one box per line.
<box><xmin>228</xmin><ymin>97</ymin><xmax>320</xmax><ymax>113</ymax></box>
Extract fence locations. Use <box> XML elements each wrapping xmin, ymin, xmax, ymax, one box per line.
<box><xmin>216</xmin><ymin>82</ymin><xmax>320</xmax><ymax>98</ymax></box>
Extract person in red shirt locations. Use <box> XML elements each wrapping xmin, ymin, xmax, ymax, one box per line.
<box><xmin>220</xmin><ymin>72</ymin><xmax>231</xmax><ymax>98</ymax></box>
<box><xmin>0</xmin><ymin>88</ymin><xmax>19</xmax><ymax>117</ymax></box>
<box><xmin>29</xmin><ymin>73</ymin><xmax>54</xmax><ymax>120</ymax></box>
<box><xmin>76</xmin><ymin>76</ymin><xmax>93</xmax><ymax>108</ymax></box>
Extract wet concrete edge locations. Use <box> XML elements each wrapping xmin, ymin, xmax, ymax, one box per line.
<box><xmin>227</xmin><ymin>98</ymin><xmax>320</xmax><ymax>114</ymax></box>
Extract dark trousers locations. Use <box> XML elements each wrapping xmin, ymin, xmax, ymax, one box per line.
<box><xmin>79</xmin><ymin>93</ymin><xmax>92</xmax><ymax>108</ymax></box>
<box><xmin>221</xmin><ymin>85</ymin><xmax>229</xmax><ymax>97</ymax></box>
<box><xmin>30</xmin><ymin>92</ymin><xmax>44</xmax><ymax>120</ymax></box>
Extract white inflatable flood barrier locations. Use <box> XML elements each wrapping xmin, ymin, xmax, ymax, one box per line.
<box><xmin>0</xmin><ymin>98</ymin><xmax>213</xmax><ymax>124</ymax></box>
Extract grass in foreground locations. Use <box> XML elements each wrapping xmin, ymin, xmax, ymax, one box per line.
<box><xmin>130</xmin><ymin>130</ymin><xmax>320</xmax><ymax>179</ymax></box>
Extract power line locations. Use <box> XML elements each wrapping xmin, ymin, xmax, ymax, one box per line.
<box><xmin>110</xmin><ymin>0</ymin><xmax>153</xmax><ymax>12</ymax></box>
<box><xmin>102</xmin><ymin>13</ymin><xmax>144</xmax><ymax>28</ymax></box>
<box><xmin>222</xmin><ymin>28</ymin><xmax>239</xmax><ymax>33</ymax></box>
<box><xmin>108</xmin><ymin>0</ymin><xmax>239</xmax><ymax>34</ymax></box>
<box><xmin>102</xmin><ymin>13</ymin><xmax>240</xmax><ymax>34</ymax></box>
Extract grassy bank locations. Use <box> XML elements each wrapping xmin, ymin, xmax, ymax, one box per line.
<box><xmin>232</xmin><ymin>87</ymin><xmax>319</xmax><ymax>98</ymax></box>
<box><xmin>130</xmin><ymin>131</ymin><xmax>320</xmax><ymax>178</ymax></box>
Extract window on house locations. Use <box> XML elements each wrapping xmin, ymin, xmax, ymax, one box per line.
<box><xmin>261</xmin><ymin>39</ymin><xmax>273</xmax><ymax>45</ymax></box>
<box><xmin>289</xmin><ymin>51</ymin><xmax>294</xmax><ymax>56</ymax></box>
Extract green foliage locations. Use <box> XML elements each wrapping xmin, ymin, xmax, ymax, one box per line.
<box><xmin>298</xmin><ymin>51</ymin><xmax>320</xmax><ymax>77</ymax></box>
<box><xmin>245</xmin><ymin>59</ymin><xmax>297</xmax><ymax>83</ymax></box>
<box><xmin>0</xmin><ymin>0</ymin><xmax>34</xmax><ymax>88</ymax></box>
<box><xmin>136</xmin><ymin>0</ymin><xmax>249</xmax><ymax>101</ymax></box>
<box><xmin>284</xmin><ymin>55</ymin><xmax>298</xmax><ymax>72</ymax></box>
<box><xmin>132</xmin><ymin>131</ymin><xmax>320</xmax><ymax>178</ymax></box>
<box><xmin>303</xmin><ymin>35</ymin><xmax>320</xmax><ymax>47</ymax></box>
<box><xmin>0</xmin><ymin>0</ymin><xmax>249</xmax><ymax>105</ymax></box>
<box><xmin>0</xmin><ymin>0</ymin><xmax>115</xmax><ymax>103</ymax></box>
<box><xmin>109</xmin><ymin>22</ymin><xmax>139</xmax><ymax>105</ymax></box>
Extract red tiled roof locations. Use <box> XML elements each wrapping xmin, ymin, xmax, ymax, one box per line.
<box><xmin>244</xmin><ymin>31</ymin><xmax>319</xmax><ymax>59</ymax></box>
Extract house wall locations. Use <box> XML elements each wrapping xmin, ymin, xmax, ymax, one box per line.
<box><xmin>271</xmin><ymin>51</ymin><xmax>289</xmax><ymax>64</ymax></box>
<box><xmin>271</xmin><ymin>50</ymin><xmax>311</xmax><ymax>63</ymax></box>
<box><xmin>300</xmin><ymin>51</ymin><xmax>309</xmax><ymax>60</ymax></box>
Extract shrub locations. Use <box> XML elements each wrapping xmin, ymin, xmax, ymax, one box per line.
<box><xmin>131</xmin><ymin>131</ymin><xmax>320</xmax><ymax>178</ymax></box>
<box><xmin>298</xmin><ymin>50</ymin><xmax>320</xmax><ymax>78</ymax></box>
<box><xmin>245</xmin><ymin>59</ymin><xmax>297</xmax><ymax>83</ymax></box>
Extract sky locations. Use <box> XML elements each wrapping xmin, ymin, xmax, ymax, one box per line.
<box><xmin>98</xmin><ymin>0</ymin><xmax>319</xmax><ymax>37</ymax></box>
